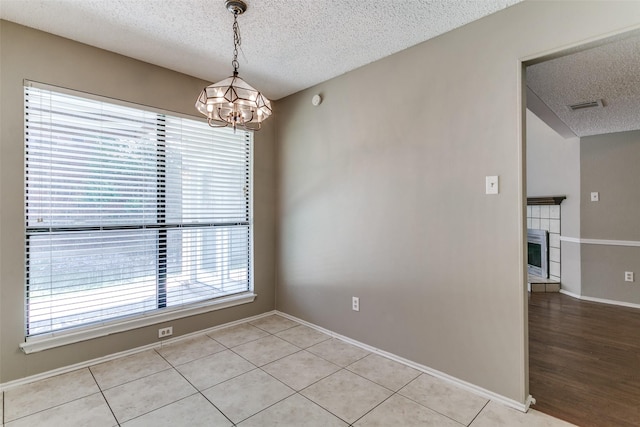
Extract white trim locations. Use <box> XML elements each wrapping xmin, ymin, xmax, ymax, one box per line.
<box><xmin>559</xmin><ymin>236</ymin><xmax>580</xmax><ymax>244</ymax></box>
<box><xmin>559</xmin><ymin>289</ymin><xmax>640</xmax><ymax>310</ymax></box>
<box><xmin>2</xmin><ymin>310</ymin><xmax>275</xmax><ymax>392</ymax></box>
<box><xmin>275</xmin><ymin>311</ymin><xmax>531</xmax><ymax>413</ymax></box>
<box><xmin>525</xmin><ymin>395</ymin><xmax>537</xmax><ymax>410</ymax></box>
<box><xmin>4</xmin><ymin>308</ymin><xmax>533</xmax><ymax>411</ymax></box>
<box><xmin>560</xmin><ymin>236</ymin><xmax>640</xmax><ymax>247</ymax></box>
<box><xmin>20</xmin><ymin>293</ymin><xmax>257</xmax><ymax>354</ymax></box>
<box><xmin>2</xmin><ymin>342</ymin><xmax>159</xmax><ymax>392</ymax></box>
<box><xmin>4</xmin><ymin>308</ymin><xmax>533</xmax><ymax>413</ymax></box>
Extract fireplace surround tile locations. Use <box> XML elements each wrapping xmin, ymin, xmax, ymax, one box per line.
<box><xmin>540</xmin><ymin>218</ymin><xmax>550</xmax><ymax>231</ymax></box>
<box><xmin>545</xmin><ymin>283</ymin><xmax>560</xmax><ymax>292</ymax></box>
<box><xmin>540</xmin><ymin>205</ymin><xmax>550</xmax><ymax>218</ymax></box>
<box><xmin>527</xmin><ymin>199</ymin><xmax>563</xmax><ymax>287</ymax></box>
<box><xmin>549</xmin><ymin>261</ymin><xmax>560</xmax><ymax>278</ymax></box>
<box><xmin>528</xmin><ymin>274</ymin><xmax>560</xmax><ymax>293</ymax></box>
<box><xmin>532</xmin><ymin>218</ymin><xmax>540</xmax><ymax>229</ymax></box>
<box><xmin>531</xmin><ymin>283</ymin><xmax>546</xmax><ymax>293</ymax></box>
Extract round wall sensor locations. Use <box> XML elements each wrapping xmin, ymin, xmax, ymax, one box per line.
<box><xmin>311</xmin><ymin>94</ymin><xmax>322</xmax><ymax>106</ymax></box>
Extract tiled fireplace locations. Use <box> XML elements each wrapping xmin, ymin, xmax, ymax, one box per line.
<box><xmin>527</xmin><ymin>196</ymin><xmax>564</xmax><ymax>292</ymax></box>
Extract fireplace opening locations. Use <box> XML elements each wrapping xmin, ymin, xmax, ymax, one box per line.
<box><xmin>528</xmin><ymin>228</ymin><xmax>549</xmax><ymax>278</ymax></box>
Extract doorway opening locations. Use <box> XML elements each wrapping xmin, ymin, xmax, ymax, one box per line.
<box><xmin>523</xmin><ymin>29</ymin><xmax>640</xmax><ymax>426</ymax></box>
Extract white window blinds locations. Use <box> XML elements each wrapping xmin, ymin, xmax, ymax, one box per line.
<box><xmin>24</xmin><ymin>83</ymin><xmax>253</xmax><ymax>337</ymax></box>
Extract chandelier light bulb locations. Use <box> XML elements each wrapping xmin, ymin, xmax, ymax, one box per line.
<box><xmin>195</xmin><ymin>0</ymin><xmax>272</xmax><ymax>131</ymax></box>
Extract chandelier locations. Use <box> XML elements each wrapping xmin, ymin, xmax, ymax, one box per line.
<box><xmin>195</xmin><ymin>0</ymin><xmax>272</xmax><ymax>131</ymax></box>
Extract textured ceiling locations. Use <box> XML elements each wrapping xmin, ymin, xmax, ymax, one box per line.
<box><xmin>0</xmin><ymin>0</ymin><xmax>521</xmax><ymax>100</ymax></box>
<box><xmin>4</xmin><ymin>0</ymin><xmax>636</xmax><ymax>138</ymax></box>
<box><xmin>527</xmin><ymin>32</ymin><xmax>640</xmax><ymax>138</ymax></box>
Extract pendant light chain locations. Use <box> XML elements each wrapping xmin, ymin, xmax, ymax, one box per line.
<box><xmin>232</xmin><ymin>11</ymin><xmax>241</xmax><ymax>76</ymax></box>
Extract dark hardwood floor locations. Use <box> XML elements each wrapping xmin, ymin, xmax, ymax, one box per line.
<box><xmin>528</xmin><ymin>292</ymin><xmax>640</xmax><ymax>427</ymax></box>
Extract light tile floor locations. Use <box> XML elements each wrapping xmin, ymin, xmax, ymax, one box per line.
<box><xmin>1</xmin><ymin>315</ymin><xmax>575</xmax><ymax>426</ymax></box>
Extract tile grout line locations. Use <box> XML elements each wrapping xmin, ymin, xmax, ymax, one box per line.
<box><xmin>6</xmin><ymin>315</ymin><xmax>510</xmax><ymax>426</ymax></box>
<box><xmin>277</xmin><ymin>310</ymin><xmax>531</xmax><ymax>413</ymax></box>
<box><xmin>185</xmin><ymin>346</ymin><xmax>287</xmax><ymax>426</ymax></box>
<box><xmin>329</xmin><ymin>362</ymin><xmax>467</xmax><ymax>426</ymax></box>
<box><xmin>205</xmin><ymin>327</ymin><xmax>270</xmax><ymax>351</ymax></box>
<box><xmin>467</xmin><ymin>400</ymin><xmax>491</xmax><ymax>426</ymax></box>
<box><xmin>93</xmin><ymin>344</ymin><xmax>249</xmax><ymax>425</ymax></box>
<box><xmin>88</xmin><ymin>366</ymin><xmax>121</xmax><ymax>426</ymax></box>
<box><xmin>176</xmin><ymin>317</ymin><xmax>340</xmax><ymax>425</ymax></box>
<box><xmin>304</xmin><ymin>339</ymin><xmax>370</xmax><ymax>368</ymax></box>
<box><xmin>224</xmin><ymin>331</ymin><xmax>305</xmax><ymax>371</ymax></box>
<box><xmin>2</xmin><ymin>389</ymin><xmax>107</xmax><ymax>425</ymax></box>
<box><xmin>119</xmin><ymin>393</ymin><xmax>212</xmax><ymax>426</ymax></box>
<box><xmin>228</xmin><ymin>388</ymin><xmax>294</xmax><ymax>425</ymax></box>
<box><xmin>392</xmin><ymin>373</ymin><xmax>468</xmax><ymax>426</ymax></box>
<box><xmin>153</xmin><ymin>346</ymin><xmax>238</xmax><ymax>426</ymax></box>
<box><xmin>0</xmin><ymin>312</ymin><xmax>279</xmax><ymax>395</ymax></box>
<box><xmin>10</xmin><ymin>313</ymin><xmax>565</xmax><ymax>426</ymax></box>
<box><xmin>15</xmin><ymin>319</ymin><xmax>327</xmax><ymax>425</ymax></box>
<box><xmin>172</xmin><ymin>322</ymin><xmax>297</xmax><ymax>426</ymax></box>
<box><xmin>286</xmin><ymin>358</ymin><xmax>402</xmax><ymax>426</ymax></box>
<box><xmin>153</xmin><ymin>336</ymin><xmax>314</xmax><ymax>426</ymax></box>
<box><xmin>158</xmin><ymin>336</ymin><xmax>229</xmax><ymax>367</ymax></box>
<box><xmin>264</xmin><ymin>350</ymin><xmax>342</xmax><ymax>392</ymax></box>
<box><xmin>157</xmin><ymin>348</ymin><xmax>240</xmax><ymax>426</ymax></box>
<box><xmin>253</xmin><ymin>336</ymin><xmax>382</xmax><ymax>421</ymax></box>
<box><xmin>349</xmin><ymin>389</ymin><xmax>396</xmax><ymax>425</ymax></box>
<box><xmin>197</xmin><ymin>392</ymin><xmax>238</xmax><ymax>427</ymax></box>
<box><xmin>294</xmin><ymin>391</ymin><xmax>353</xmax><ymax>426</ymax></box>
<box><xmin>90</xmin><ymin>352</ymin><xmax>175</xmax><ymax>393</ymax></box>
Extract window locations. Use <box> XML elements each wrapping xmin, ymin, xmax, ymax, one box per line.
<box><xmin>24</xmin><ymin>82</ymin><xmax>253</xmax><ymax>338</ymax></box>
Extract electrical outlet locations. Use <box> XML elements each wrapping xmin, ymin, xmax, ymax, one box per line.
<box><xmin>352</xmin><ymin>297</ymin><xmax>360</xmax><ymax>312</ymax></box>
<box><xmin>625</xmin><ymin>272</ymin><xmax>634</xmax><ymax>282</ymax></box>
<box><xmin>158</xmin><ymin>326</ymin><xmax>173</xmax><ymax>338</ymax></box>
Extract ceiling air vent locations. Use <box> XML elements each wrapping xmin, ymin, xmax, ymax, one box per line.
<box><xmin>567</xmin><ymin>99</ymin><xmax>604</xmax><ymax>111</ymax></box>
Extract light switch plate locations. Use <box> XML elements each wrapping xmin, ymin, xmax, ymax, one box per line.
<box><xmin>485</xmin><ymin>176</ymin><xmax>499</xmax><ymax>194</ymax></box>
<box><xmin>591</xmin><ymin>192</ymin><xmax>599</xmax><ymax>202</ymax></box>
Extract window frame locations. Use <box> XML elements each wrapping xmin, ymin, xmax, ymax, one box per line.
<box><xmin>20</xmin><ymin>81</ymin><xmax>256</xmax><ymax>354</ymax></box>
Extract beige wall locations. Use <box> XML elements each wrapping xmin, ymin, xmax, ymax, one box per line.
<box><xmin>580</xmin><ymin>130</ymin><xmax>640</xmax><ymax>303</ymax></box>
<box><xmin>581</xmin><ymin>130</ymin><xmax>640</xmax><ymax>241</ymax></box>
<box><xmin>275</xmin><ymin>1</ymin><xmax>640</xmax><ymax>403</ymax></box>
<box><xmin>526</xmin><ymin>109</ymin><xmax>581</xmax><ymax>294</ymax></box>
<box><xmin>0</xmin><ymin>21</ymin><xmax>277</xmax><ymax>382</ymax></box>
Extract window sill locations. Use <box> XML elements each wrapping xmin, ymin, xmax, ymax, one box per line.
<box><xmin>20</xmin><ymin>292</ymin><xmax>257</xmax><ymax>354</ymax></box>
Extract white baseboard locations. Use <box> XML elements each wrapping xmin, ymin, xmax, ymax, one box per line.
<box><xmin>0</xmin><ymin>310</ymin><xmax>275</xmax><ymax>392</ymax></box>
<box><xmin>559</xmin><ymin>289</ymin><xmax>640</xmax><ymax>310</ymax></box>
<box><xmin>2</xmin><ymin>308</ymin><xmax>534</xmax><ymax>414</ymax></box>
<box><xmin>275</xmin><ymin>311</ymin><xmax>531</xmax><ymax>413</ymax></box>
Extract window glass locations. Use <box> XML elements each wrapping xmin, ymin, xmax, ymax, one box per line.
<box><xmin>24</xmin><ymin>84</ymin><xmax>253</xmax><ymax>337</ymax></box>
